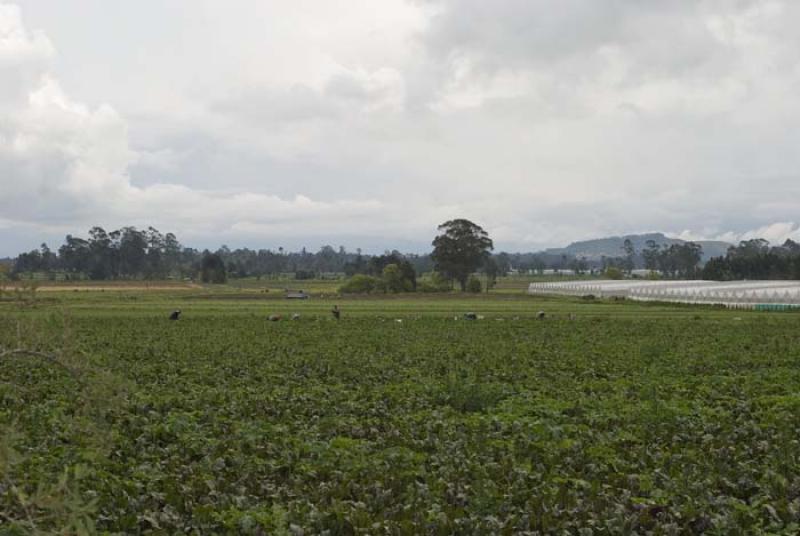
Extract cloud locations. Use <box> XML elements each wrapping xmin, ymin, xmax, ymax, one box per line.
<box><xmin>0</xmin><ymin>2</ymin><xmax>421</xmax><ymax>253</ymax></box>
<box><xmin>0</xmin><ymin>3</ymin><xmax>53</xmax><ymax>106</ymax></box>
<box><xmin>4</xmin><ymin>1</ymin><xmax>800</xmax><ymax>256</ymax></box>
<box><xmin>678</xmin><ymin>222</ymin><xmax>800</xmax><ymax>246</ymax></box>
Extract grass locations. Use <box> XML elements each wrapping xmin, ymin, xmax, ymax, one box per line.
<box><xmin>2</xmin><ymin>287</ymin><xmax>800</xmax><ymax>533</ymax></box>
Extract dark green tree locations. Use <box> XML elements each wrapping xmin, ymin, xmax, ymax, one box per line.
<box><xmin>431</xmin><ymin>219</ymin><xmax>494</xmax><ymax>291</ymax></box>
<box><xmin>642</xmin><ymin>240</ymin><xmax>661</xmax><ymax>272</ymax></box>
<box><xmin>117</xmin><ymin>227</ymin><xmax>148</xmax><ymax>277</ymax></box>
<box><xmin>367</xmin><ymin>252</ymin><xmax>416</xmax><ymax>290</ymax></box>
<box><xmin>622</xmin><ymin>238</ymin><xmax>635</xmax><ymax>274</ymax></box>
<box><xmin>494</xmin><ymin>252</ymin><xmax>511</xmax><ymax>276</ymax></box>
<box><xmin>88</xmin><ymin>226</ymin><xmax>114</xmax><ymax>279</ymax></box>
<box><xmin>200</xmin><ymin>252</ymin><xmax>227</xmax><ymax>284</ymax></box>
<box><xmin>382</xmin><ymin>264</ymin><xmax>408</xmax><ymax>293</ymax></box>
<box><xmin>483</xmin><ymin>256</ymin><xmax>498</xmax><ymax>292</ymax></box>
<box><xmin>59</xmin><ymin>235</ymin><xmax>90</xmax><ymax>276</ymax></box>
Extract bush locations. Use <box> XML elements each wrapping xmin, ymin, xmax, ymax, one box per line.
<box><xmin>418</xmin><ymin>281</ymin><xmax>443</xmax><ymax>293</ymax></box>
<box><xmin>604</xmin><ymin>267</ymin><xmax>624</xmax><ymax>280</ymax></box>
<box><xmin>339</xmin><ymin>274</ymin><xmax>379</xmax><ymax>294</ymax></box>
<box><xmin>466</xmin><ymin>276</ymin><xmax>482</xmax><ymax>293</ymax></box>
<box><xmin>382</xmin><ymin>264</ymin><xmax>413</xmax><ymax>293</ymax></box>
<box><xmin>418</xmin><ymin>272</ymin><xmax>452</xmax><ymax>293</ymax></box>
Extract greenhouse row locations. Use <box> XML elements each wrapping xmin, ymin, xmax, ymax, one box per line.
<box><xmin>528</xmin><ymin>280</ymin><xmax>800</xmax><ymax>308</ymax></box>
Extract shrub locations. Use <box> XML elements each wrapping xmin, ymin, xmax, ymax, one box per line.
<box><xmin>418</xmin><ymin>281</ymin><xmax>441</xmax><ymax>293</ymax></box>
<box><xmin>466</xmin><ymin>276</ymin><xmax>482</xmax><ymax>293</ymax></box>
<box><xmin>604</xmin><ymin>267</ymin><xmax>624</xmax><ymax>280</ymax></box>
<box><xmin>339</xmin><ymin>274</ymin><xmax>379</xmax><ymax>294</ymax></box>
<box><xmin>418</xmin><ymin>272</ymin><xmax>452</xmax><ymax>293</ymax></box>
<box><xmin>382</xmin><ymin>264</ymin><xmax>413</xmax><ymax>293</ymax></box>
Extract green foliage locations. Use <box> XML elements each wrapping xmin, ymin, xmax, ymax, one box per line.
<box><xmin>5</xmin><ymin>296</ymin><xmax>800</xmax><ymax>532</ymax></box>
<box><xmin>418</xmin><ymin>272</ymin><xmax>452</xmax><ymax>293</ymax></box>
<box><xmin>382</xmin><ymin>263</ymin><xmax>412</xmax><ymax>293</ymax></box>
<box><xmin>702</xmin><ymin>238</ymin><xmax>800</xmax><ymax>280</ymax></box>
<box><xmin>642</xmin><ymin>239</ymin><xmax>703</xmax><ymax>279</ymax></box>
<box><xmin>200</xmin><ymin>252</ymin><xmax>227</xmax><ymax>284</ymax></box>
<box><xmin>339</xmin><ymin>264</ymin><xmax>414</xmax><ymax>294</ymax></box>
<box><xmin>0</xmin><ymin>280</ymin><xmax>39</xmax><ymax>305</ymax></box>
<box><xmin>294</xmin><ymin>270</ymin><xmax>315</xmax><ymax>280</ymax></box>
<box><xmin>434</xmin><ymin>372</ymin><xmax>507</xmax><ymax>412</ymax></box>
<box><xmin>604</xmin><ymin>266</ymin><xmax>624</xmax><ymax>279</ymax></box>
<box><xmin>465</xmin><ymin>275</ymin><xmax>482</xmax><ymax>293</ymax></box>
<box><xmin>338</xmin><ymin>274</ymin><xmax>379</xmax><ymax>294</ymax></box>
<box><xmin>365</xmin><ymin>254</ymin><xmax>417</xmax><ymax>290</ymax></box>
<box><xmin>431</xmin><ymin>219</ymin><xmax>493</xmax><ymax>291</ymax></box>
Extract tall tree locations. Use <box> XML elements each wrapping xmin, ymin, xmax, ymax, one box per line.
<box><xmin>117</xmin><ymin>227</ymin><xmax>148</xmax><ymax>277</ymax></box>
<box><xmin>622</xmin><ymin>238</ymin><xmax>635</xmax><ymax>274</ymax></box>
<box><xmin>431</xmin><ymin>219</ymin><xmax>494</xmax><ymax>291</ymax></box>
<box><xmin>88</xmin><ymin>226</ymin><xmax>113</xmax><ymax>279</ymax></box>
<box><xmin>59</xmin><ymin>235</ymin><xmax>90</xmax><ymax>275</ymax></box>
<box><xmin>642</xmin><ymin>240</ymin><xmax>661</xmax><ymax>272</ymax></box>
<box><xmin>483</xmin><ymin>256</ymin><xmax>499</xmax><ymax>292</ymax></box>
<box><xmin>200</xmin><ymin>252</ymin><xmax>227</xmax><ymax>284</ymax></box>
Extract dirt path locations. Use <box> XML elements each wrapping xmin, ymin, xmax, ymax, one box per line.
<box><xmin>4</xmin><ymin>284</ymin><xmax>202</xmax><ymax>292</ymax></box>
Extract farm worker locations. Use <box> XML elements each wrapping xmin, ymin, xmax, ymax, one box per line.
<box><xmin>332</xmin><ymin>305</ymin><xmax>341</xmax><ymax>320</ymax></box>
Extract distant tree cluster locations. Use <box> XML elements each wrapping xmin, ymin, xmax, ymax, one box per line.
<box><xmin>10</xmin><ymin>226</ymin><xmax>431</xmax><ymax>283</ymax></box>
<box><xmin>641</xmin><ymin>240</ymin><xmax>704</xmax><ymax>278</ymax></box>
<box><xmin>15</xmin><ymin>227</ymin><xmax>186</xmax><ymax>280</ymax></box>
<box><xmin>702</xmin><ymin>239</ymin><xmax>800</xmax><ymax>280</ymax></box>
<box><xmin>16</xmin><ymin>220</ymin><xmax>764</xmax><ymax>286</ymax></box>
<box><xmin>338</xmin><ymin>218</ymin><xmax>498</xmax><ymax>293</ymax></box>
<box><xmin>339</xmin><ymin>252</ymin><xmax>418</xmax><ymax>294</ymax></box>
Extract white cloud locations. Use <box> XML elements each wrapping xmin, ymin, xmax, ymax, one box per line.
<box><xmin>4</xmin><ymin>1</ymin><xmax>800</xmax><ymax>255</ymax></box>
<box><xmin>678</xmin><ymin>222</ymin><xmax>800</xmax><ymax>246</ymax></box>
<box><xmin>0</xmin><ymin>2</ymin><xmax>425</xmax><ymax>253</ymax></box>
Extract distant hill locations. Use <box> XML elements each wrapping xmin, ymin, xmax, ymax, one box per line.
<box><xmin>544</xmin><ymin>233</ymin><xmax>731</xmax><ymax>263</ymax></box>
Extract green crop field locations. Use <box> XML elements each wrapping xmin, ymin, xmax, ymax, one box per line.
<box><xmin>2</xmin><ymin>287</ymin><xmax>800</xmax><ymax>534</ymax></box>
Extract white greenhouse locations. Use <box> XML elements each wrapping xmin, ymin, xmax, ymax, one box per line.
<box><xmin>528</xmin><ymin>280</ymin><xmax>800</xmax><ymax>310</ymax></box>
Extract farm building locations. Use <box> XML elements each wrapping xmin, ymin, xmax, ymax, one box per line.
<box><xmin>528</xmin><ymin>280</ymin><xmax>800</xmax><ymax>309</ymax></box>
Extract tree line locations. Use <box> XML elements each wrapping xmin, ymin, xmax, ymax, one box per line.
<box><xmin>702</xmin><ymin>239</ymin><xmax>800</xmax><ymax>280</ymax></box>
<box><xmin>640</xmin><ymin>240</ymin><xmax>703</xmax><ymax>279</ymax></box>
<box><xmin>338</xmin><ymin>219</ymin><xmax>500</xmax><ymax>294</ymax></box>
<box><xmin>547</xmin><ymin>238</ymin><xmax>705</xmax><ymax>279</ymax></box>
<box><xmin>2</xmin><ymin>222</ymin><xmax>706</xmax><ymax>285</ymax></box>
<box><xmin>10</xmin><ymin>225</ymin><xmax>435</xmax><ymax>283</ymax></box>
<box><xmin>12</xmin><ymin>222</ymin><xmax>800</xmax><ymax>286</ymax></box>
<box><xmin>7</xmin><ymin>220</ymin><xmax>500</xmax><ymax>292</ymax></box>
<box><xmin>4</xmin><ymin>223</ymin><xmax>534</xmax><ymax>284</ymax></box>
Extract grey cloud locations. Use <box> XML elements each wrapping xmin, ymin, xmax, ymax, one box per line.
<box><xmin>212</xmin><ymin>85</ymin><xmax>342</xmax><ymax>124</ymax></box>
<box><xmin>4</xmin><ymin>0</ymin><xmax>800</xmax><ymax>257</ymax></box>
<box><xmin>421</xmin><ymin>0</ymin><xmax>736</xmax><ymax>74</ymax></box>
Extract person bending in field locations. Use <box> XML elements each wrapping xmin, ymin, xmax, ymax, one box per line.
<box><xmin>331</xmin><ymin>305</ymin><xmax>340</xmax><ymax>320</ymax></box>
<box><xmin>169</xmin><ymin>310</ymin><xmax>181</xmax><ymax>320</ymax></box>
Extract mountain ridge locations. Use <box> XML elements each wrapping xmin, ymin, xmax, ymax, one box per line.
<box><xmin>543</xmin><ymin>232</ymin><xmax>731</xmax><ymax>262</ymax></box>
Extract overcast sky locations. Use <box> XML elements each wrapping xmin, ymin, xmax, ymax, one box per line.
<box><xmin>3</xmin><ymin>0</ymin><xmax>800</xmax><ymax>256</ymax></box>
